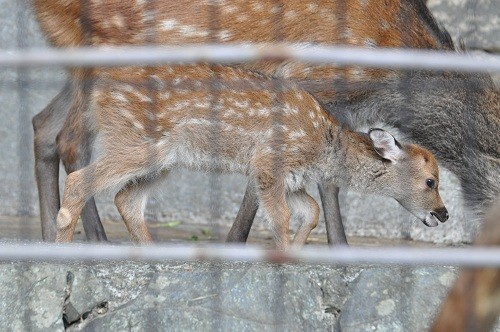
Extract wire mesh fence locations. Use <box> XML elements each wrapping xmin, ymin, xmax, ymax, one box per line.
<box><xmin>0</xmin><ymin>0</ymin><xmax>499</xmax><ymax>330</ymax></box>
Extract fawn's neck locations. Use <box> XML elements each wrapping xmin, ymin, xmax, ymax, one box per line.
<box><xmin>319</xmin><ymin>124</ymin><xmax>388</xmax><ymax>193</ymax></box>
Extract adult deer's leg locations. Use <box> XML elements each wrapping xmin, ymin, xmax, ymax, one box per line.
<box><xmin>318</xmin><ymin>182</ymin><xmax>348</xmax><ymax>245</ymax></box>
<box><xmin>226</xmin><ymin>182</ymin><xmax>259</xmax><ymax>242</ymax></box>
<box><xmin>32</xmin><ymin>81</ymin><xmax>72</xmax><ymax>241</ymax></box>
<box><xmin>55</xmin><ymin>77</ymin><xmax>107</xmax><ymax>241</ymax></box>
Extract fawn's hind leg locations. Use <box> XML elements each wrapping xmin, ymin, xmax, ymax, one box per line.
<box><xmin>114</xmin><ymin>174</ymin><xmax>169</xmax><ymax>245</ymax></box>
<box><xmin>287</xmin><ymin>189</ymin><xmax>320</xmax><ymax>247</ymax></box>
<box><xmin>56</xmin><ymin>156</ymin><xmax>151</xmax><ymax>242</ymax></box>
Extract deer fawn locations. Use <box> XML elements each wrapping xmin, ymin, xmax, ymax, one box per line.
<box><xmin>31</xmin><ymin>0</ymin><xmax>497</xmax><ymax>243</ymax></box>
<box><xmin>55</xmin><ymin>64</ymin><xmax>448</xmax><ymax>247</ymax></box>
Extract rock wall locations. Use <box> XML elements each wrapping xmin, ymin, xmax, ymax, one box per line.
<box><xmin>0</xmin><ymin>261</ymin><xmax>459</xmax><ymax>331</ymax></box>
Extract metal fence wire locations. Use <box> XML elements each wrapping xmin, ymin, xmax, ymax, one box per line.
<box><xmin>0</xmin><ymin>0</ymin><xmax>499</xmax><ymax>331</ymax></box>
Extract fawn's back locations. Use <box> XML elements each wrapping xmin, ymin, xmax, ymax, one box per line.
<box><xmin>93</xmin><ymin>64</ymin><xmax>332</xmax><ymax>176</ymax></box>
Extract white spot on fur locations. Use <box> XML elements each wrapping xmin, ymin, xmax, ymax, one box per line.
<box><xmin>222</xmin><ymin>5</ymin><xmax>238</xmax><ymax>14</ymax></box>
<box><xmin>258</xmin><ymin>108</ymin><xmax>270</xmax><ymax>116</ymax></box>
<box><xmin>111</xmin><ymin>14</ymin><xmax>125</xmax><ymax>28</ymax></box>
<box><xmin>133</xmin><ymin>121</ymin><xmax>145</xmax><ymax>131</ymax></box>
<box><xmin>193</xmin><ymin>101</ymin><xmax>210</xmax><ymax>109</ymax></box>
<box><xmin>169</xmin><ymin>100</ymin><xmax>191</xmax><ymax>112</ymax></box>
<box><xmin>146</xmin><ymin>111</ymin><xmax>156</xmax><ymax>121</ymax></box>
<box><xmin>160</xmin><ymin>19</ymin><xmax>177</xmax><ymax>31</ymax></box>
<box><xmin>283</xmin><ymin>102</ymin><xmax>299</xmax><ymax>115</ymax></box>
<box><xmin>111</xmin><ymin>92</ymin><xmax>129</xmax><ymax>103</ymax></box>
<box><xmin>271</xmin><ymin>6</ymin><xmax>280</xmax><ymax>14</ymax></box>
<box><xmin>289</xmin><ymin>129</ymin><xmax>306</xmax><ymax>139</ymax></box>
<box><xmin>218</xmin><ymin>30</ymin><xmax>232</xmax><ymax>41</ymax></box>
<box><xmin>277</xmin><ymin>124</ymin><xmax>289</xmax><ymax>132</ymax></box>
<box><xmin>137</xmin><ymin>92</ymin><xmax>152</xmax><ymax>103</ymax></box>
<box><xmin>307</xmin><ymin>3</ymin><xmax>318</xmax><ymax>11</ymax></box>
<box><xmin>178</xmin><ymin>118</ymin><xmax>212</xmax><ymax>127</ymax></box>
<box><xmin>252</xmin><ymin>2</ymin><xmax>264</xmax><ymax>11</ymax></box>
<box><xmin>233</xmin><ymin>99</ymin><xmax>250</xmax><ymax>109</ymax></box>
<box><xmin>380</xmin><ymin>20</ymin><xmax>390</xmax><ymax>31</ymax></box>
<box><xmin>160</xmin><ymin>19</ymin><xmax>209</xmax><ymax>38</ymax></box>
<box><xmin>223</xmin><ymin>108</ymin><xmax>237</xmax><ymax>118</ymax></box>
<box><xmin>284</xmin><ymin>10</ymin><xmax>297</xmax><ymax>20</ymax></box>
<box><xmin>236</xmin><ymin>14</ymin><xmax>248</xmax><ymax>22</ymax></box>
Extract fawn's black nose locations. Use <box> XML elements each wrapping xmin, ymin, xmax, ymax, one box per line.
<box><xmin>431</xmin><ymin>207</ymin><xmax>449</xmax><ymax>223</ymax></box>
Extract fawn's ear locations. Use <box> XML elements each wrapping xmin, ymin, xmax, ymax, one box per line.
<box><xmin>369</xmin><ymin>128</ymin><xmax>404</xmax><ymax>163</ymax></box>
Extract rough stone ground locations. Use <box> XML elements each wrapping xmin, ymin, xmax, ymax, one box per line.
<box><xmin>1</xmin><ymin>217</ymin><xmax>498</xmax><ymax>331</ymax></box>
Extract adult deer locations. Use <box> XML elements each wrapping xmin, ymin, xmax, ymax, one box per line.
<box><xmin>31</xmin><ymin>0</ymin><xmax>498</xmax><ymax>243</ymax></box>
<box><xmin>55</xmin><ymin>64</ymin><xmax>448</xmax><ymax>247</ymax></box>
<box><xmin>431</xmin><ymin>198</ymin><xmax>500</xmax><ymax>332</ymax></box>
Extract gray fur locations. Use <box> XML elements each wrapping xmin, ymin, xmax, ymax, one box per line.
<box><xmin>328</xmin><ymin>71</ymin><xmax>500</xmax><ymax>214</ymax></box>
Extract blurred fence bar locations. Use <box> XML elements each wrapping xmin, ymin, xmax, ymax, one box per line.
<box><xmin>1</xmin><ymin>243</ymin><xmax>500</xmax><ymax>267</ymax></box>
<box><xmin>0</xmin><ymin>44</ymin><xmax>499</xmax><ymax>73</ymax></box>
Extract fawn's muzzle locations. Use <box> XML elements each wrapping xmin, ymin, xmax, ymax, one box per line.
<box><xmin>431</xmin><ymin>207</ymin><xmax>449</xmax><ymax>223</ymax></box>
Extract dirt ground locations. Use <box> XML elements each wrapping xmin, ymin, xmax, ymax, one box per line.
<box><xmin>0</xmin><ymin>215</ymin><xmax>441</xmax><ymax>247</ymax></box>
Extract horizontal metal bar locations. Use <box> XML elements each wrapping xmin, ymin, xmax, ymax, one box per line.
<box><xmin>1</xmin><ymin>243</ymin><xmax>499</xmax><ymax>267</ymax></box>
<box><xmin>0</xmin><ymin>44</ymin><xmax>499</xmax><ymax>73</ymax></box>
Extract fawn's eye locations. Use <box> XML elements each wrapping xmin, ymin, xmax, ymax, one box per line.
<box><xmin>426</xmin><ymin>179</ymin><xmax>435</xmax><ymax>188</ymax></box>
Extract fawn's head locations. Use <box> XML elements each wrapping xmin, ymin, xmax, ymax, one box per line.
<box><xmin>368</xmin><ymin>128</ymin><xmax>449</xmax><ymax>227</ymax></box>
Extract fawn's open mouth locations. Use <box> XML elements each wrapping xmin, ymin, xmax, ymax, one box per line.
<box><xmin>422</xmin><ymin>213</ymin><xmax>439</xmax><ymax>227</ymax></box>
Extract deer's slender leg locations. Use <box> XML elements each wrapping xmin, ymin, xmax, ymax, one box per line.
<box><xmin>114</xmin><ymin>176</ymin><xmax>167</xmax><ymax>245</ymax></box>
<box><xmin>318</xmin><ymin>182</ymin><xmax>348</xmax><ymax>245</ymax></box>
<box><xmin>254</xmin><ymin>174</ymin><xmax>290</xmax><ymax>249</ymax></box>
<box><xmin>32</xmin><ymin>82</ymin><xmax>71</xmax><ymax>241</ymax></box>
<box><xmin>55</xmin><ymin>79</ymin><xmax>107</xmax><ymax>242</ymax></box>
<box><xmin>289</xmin><ymin>189</ymin><xmax>320</xmax><ymax>247</ymax></box>
<box><xmin>226</xmin><ymin>182</ymin><xmax>259</xmax><ymax>243</ymax></box>
<box><xmin>56</xmin><ymin>152</ymin><xmax>150</xmax><ymax>243</ymax></box>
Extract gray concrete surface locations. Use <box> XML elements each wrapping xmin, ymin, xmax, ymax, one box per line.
<box><xmin>0</xmin><ymin>0</ymin><xmax>498</xmax><ymax>245</ymax></box>
<box><xmin>0</xmin><ymin>261</ymin><xmax>459</xmax><ymax>331</ymax></box>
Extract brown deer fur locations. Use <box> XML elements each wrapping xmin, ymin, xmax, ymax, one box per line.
<box><xmin>431</xmin><ymin>199</ymin><xmax>500</xmax><ymax>332</ymax></box>
<box><xmin>31</xmin><ymin>0</ymin><xmax>496</xmax><ymax>244</ymax></box>
<box><xmin>55</xmin><ymin>64</ymin><xmax>448</xmax><ymax>247</ymax></box>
